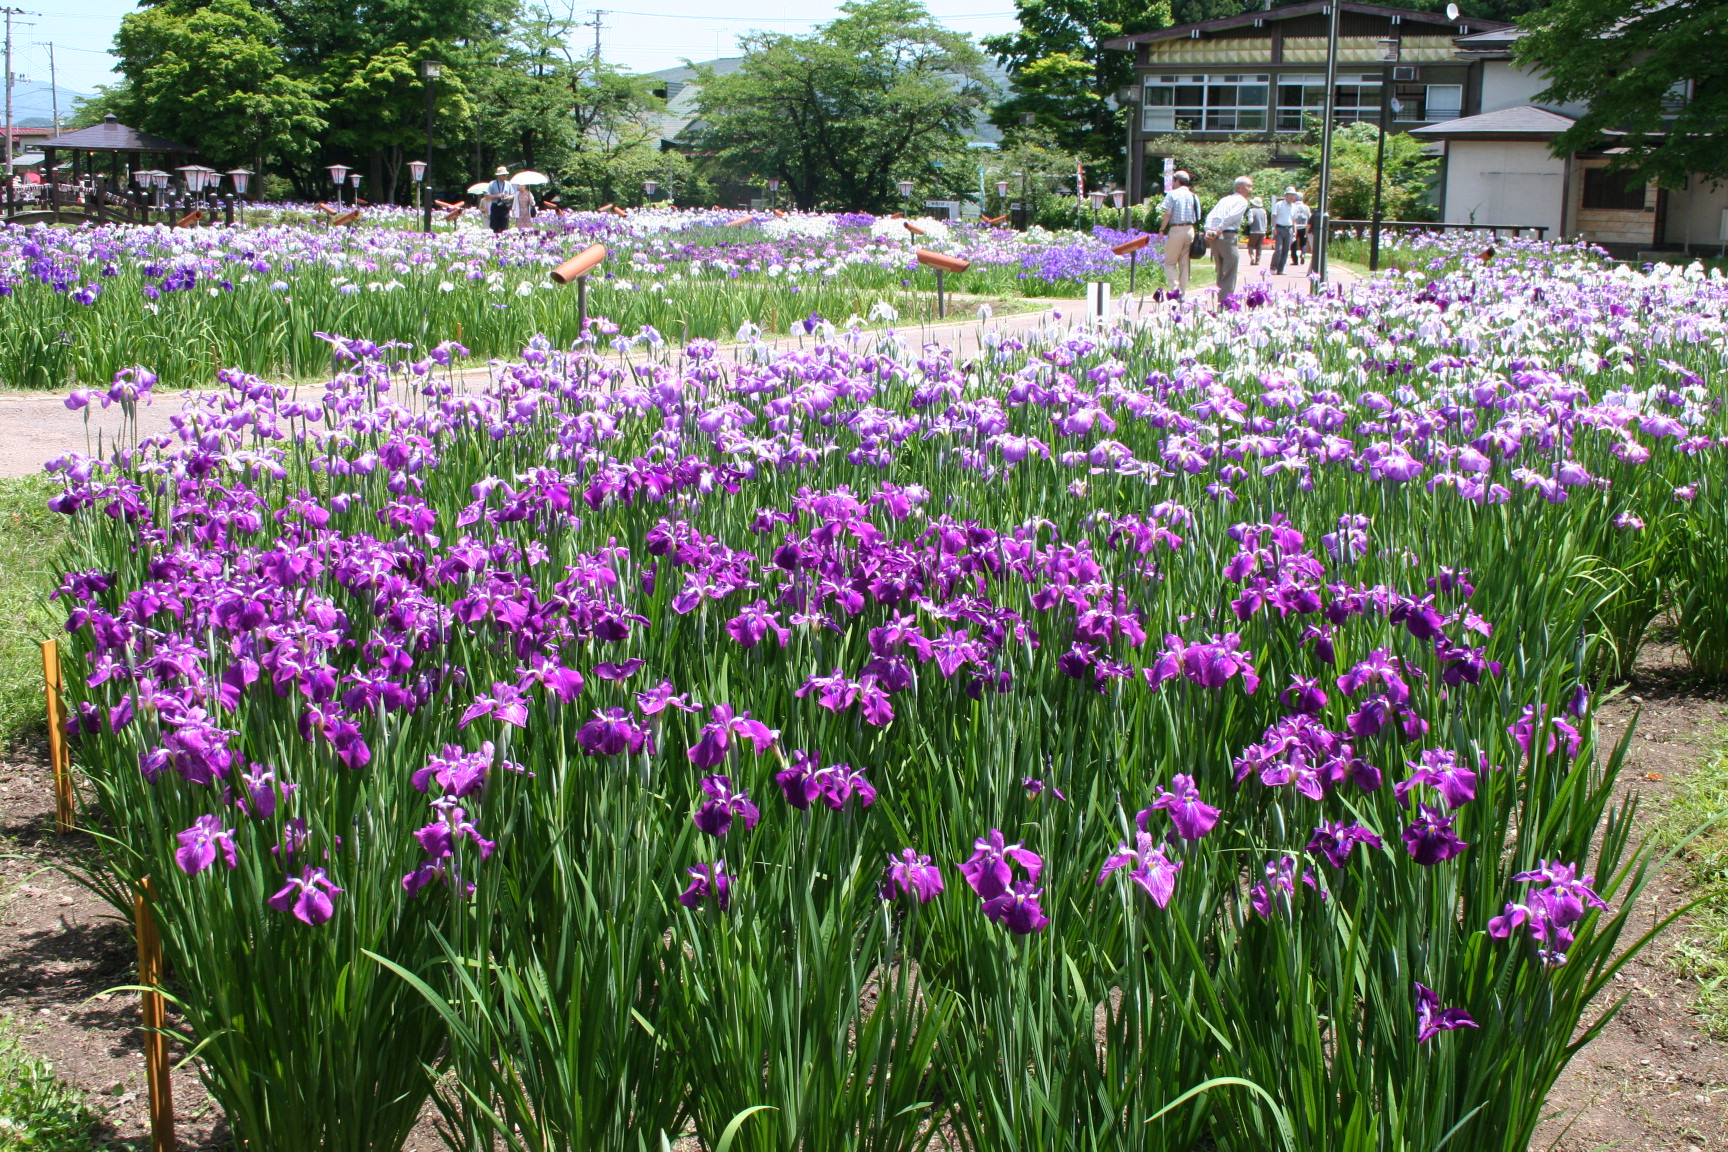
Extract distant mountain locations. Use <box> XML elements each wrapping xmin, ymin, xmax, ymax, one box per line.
<box><xmin>9</xmin><ymin>81</ymin><xmax>89</xmax><ymax>129</ymax></box>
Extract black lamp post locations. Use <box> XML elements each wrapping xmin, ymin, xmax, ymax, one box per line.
<box><xmin>1369</xmin><ymin>36</ymin><xmax>1401</xmax><ymax>272</ymax></box>
<box><xmin>766</xmin><ymin>177</ymin><xmax>780</xmax><ymax>211</ymax></box>
<box><xmin>420</xmin><ymin>60</ymin><xmax>442</xmax><ymax>233</ymax></box>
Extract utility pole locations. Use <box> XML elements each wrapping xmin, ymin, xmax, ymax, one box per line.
<box><xmin>34</xmin><ymin>39</ymin><xmax>52</xmax><ymax>132</ymax></box>
<box><xmin>585</xmin><ymin>10</ymin><xmax>606</xmax><ymax>65</ymax></box>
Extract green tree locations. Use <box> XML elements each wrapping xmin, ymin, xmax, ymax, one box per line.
<box><xmin>981</xmin><ymin>125</ymin><xmax>1087</xmax><ymax>219</ymax></box>
<box><xmin>983</xmin><ymin>0</ymin><xmax>1171</xmax><ymax>171</ymax></box>
<box><xmin>112</xmin><ymin>0</ymin><xmax>325</xmax><ymax>173</ymax></box>
<box><xmin>1517</xmin><ymin>0</ymin><xmax>1728</xmax><ymax>184</ymax></box>
<box><xmin>1297</xmin><ymin>121</ymin><xmax>1438</xmax><ymax>221</ymax></box>
<box><xmin>693</xmin><ymin>0</ymin><xmax>989</xmax><ymax>212</ymax></box>
<box><xmin>466</xmin><ymin>4</ymin><xmax>669</xmax><ymax>205</ymax></box>
<box><xmin>1143</xmin><ymin>131</ymin><xmax>1274</xmax><ymax>204</ymax></box>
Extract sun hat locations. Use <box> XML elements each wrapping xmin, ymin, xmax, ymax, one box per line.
<box><xmin>1284</xmin><ymin>186</ymin><xmax>1299</xmax><ymax>195</ymax></box>
<box><xmin>1251</xmin><ymin>196</ymin><xmax>1264</xmax><ymax>206</ymax></box>
<box><xmin>495</xmin><ymin>166</ymin><xmax>510</xmax><ymax>176</ymax></box>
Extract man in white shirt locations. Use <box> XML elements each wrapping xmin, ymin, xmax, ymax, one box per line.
<box><xmin>1271</xmin><ymin>186</ymin><xmax>1299</xmax><ymax>274</ymax></box>
<box><xmin>1158</xmin><ymin>171</ymin><xmax>1202</xmax><ymax>294</ymax></box>
<box><xmin>1204</xmin><ymin>175</ymin><xmax>1253</xmax><ymax>299</ymax></box>
<box><xmin>1292</xmin><ymin>196</ymin><xmax>1313</xmax><ymax>266</ymax></box>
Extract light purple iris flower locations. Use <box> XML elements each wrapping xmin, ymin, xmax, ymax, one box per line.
<box><xmin>1141</xmin><ymin>773</ymin><xmax>1220</xmax><ymax>841</ymax></box>
<box><xmin>1098</xmin><ymin>831</ymin><xmax>1183</xmax><ymax>908</ymax></box>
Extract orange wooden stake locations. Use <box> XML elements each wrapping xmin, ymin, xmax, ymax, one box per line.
<box><xmin>136</xmin><ymin>878</ymin><xmax>177</xmax><ymax>1152</ymax></box>
<box><xmin>41</xmin><ymin>640</ymin><xmax>73</xmax><ymax>833</ymax></box>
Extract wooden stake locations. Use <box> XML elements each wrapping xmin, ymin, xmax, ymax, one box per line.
<box><xmin>136</xmin><ymin>878</ymin><xmax>177</xmax><ymax>1152</ymax></box>
<box><xmin>41</xmin><ymin>640</ymin><xmax>73</xmax><ymax>833</ymax></box>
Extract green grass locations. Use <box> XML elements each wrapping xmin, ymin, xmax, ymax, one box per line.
<box><xmin>0</xmin><ymin>1020</ymin><xmax>103</xmax><ymax>1152</ymax></box>
<box><xmin>0</xmin><ymin>477</ymin><xmax>67</xmax><ymax>749</ymax></box>
<box><xmin>1659</xmin><ymin>724</ymin><xmax>1728</xmax><ymax>1035</ymax></box>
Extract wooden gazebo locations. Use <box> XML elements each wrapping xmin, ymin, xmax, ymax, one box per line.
<box><xmin>7</xmin><ymin>114</ymin><xmax>197</xmax><ymax>224</ymax></box>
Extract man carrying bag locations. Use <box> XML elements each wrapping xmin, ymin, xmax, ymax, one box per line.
<box><xmin>483</xmin><ymin>166</ymin><xmax>513</xmax><ymax>235</ymax></box>
<box><xmin>1159</xmin><ymin>171</ymin><xmax>1202</xmax><ymax>294</ymax></box>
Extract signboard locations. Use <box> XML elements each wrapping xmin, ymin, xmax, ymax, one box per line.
<box><xmin>924</xmin><ymin>199</ymin><xmax>961</xmax><ymax>220</ymax></box>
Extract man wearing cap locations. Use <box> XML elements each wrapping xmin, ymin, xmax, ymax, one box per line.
<box><xmin>483</xmin><ymin>166</ymin><xmax>513</xmax><ymax>235</ymax></box>
<box><xmin>1204</xmin><ymin>175</ymin><xmax>1253</xmax><ymax>299</ymax></box>
<box><xmin>1271</xmin><ymin>186</ymin><xmax>1300</xmax><ymax>275</ymax></box>
<box><xmin>1159</xmin><ymin>170</ymin><xmax>1202</xmax><ymax>294</ymax></box>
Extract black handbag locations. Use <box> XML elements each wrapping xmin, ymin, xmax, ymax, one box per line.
<box><xmin>1190</xmin><ymin>229</ymin><xmax>1207</xmax><ymax>259</ymax></box>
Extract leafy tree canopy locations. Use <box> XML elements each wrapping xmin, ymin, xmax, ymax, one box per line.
<box><xmin>693</xmin><ymin>0</ymin><xmax>989</xmax><ymax>212</ymax></box>
<box><xmin>1517</xmin><ymin>0</ymin><xmax>1728</xmax><ymax>184</ymax></box>
<box><xmin>113</xmin><ymin>0</ymin><xmax>325</xmax><ymax>172</ymax></box>
<box><xmin>984</xmin><ymin>0</ymin><xmax>1170</xmax><ymax>171</ymax></box>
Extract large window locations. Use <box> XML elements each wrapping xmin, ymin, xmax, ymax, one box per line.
<box><xmin>1142</xmin><ymin>74</ymin><xmax>1268</xmax><ymax>132</ymax></box>
<box><xmin>1424</xmin><ymin>84</ymin><xmax>1463</xmax><ymax>121</ymax></box>
<box><xmin>1581</xmin><ymin>168</ymin><xmax>1648</xmax><ymax>211</ymax></box>
<box><xmin>1274</xmin><ymin>75</ymin><xmax>1382</xmax><ymax>132</ymax></box>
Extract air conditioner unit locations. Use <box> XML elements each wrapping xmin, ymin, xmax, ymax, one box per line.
<box><xmin>1392</xmin><ymin>66</ymin><xmax>1419</xmax><ymax>81</ymax></box>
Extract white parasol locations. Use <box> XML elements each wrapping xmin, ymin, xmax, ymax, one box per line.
<box><xmin>509</xmin><ymin>170</ymin><xmax>549</xmax><ymax>186</ymax></box>
<box><xmin>466</xmin><ymin>181</ymin><xmax>491</xmax><ymax>195</ymax></box>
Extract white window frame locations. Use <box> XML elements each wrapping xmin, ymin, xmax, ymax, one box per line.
<box><xmin>1274</xmin><ymin>74</ymin><xmax>1383</xmax><ymax>132</ymax></box>
<box><xmin>1423</xmin><ymin>84</ymin><xmax>1463</xmax><ymax>121</ymax></box>
<box><xmin>1142</xmin><ymin>74</ymin><xmax>1269</xmax><ymax>133</ymax></box>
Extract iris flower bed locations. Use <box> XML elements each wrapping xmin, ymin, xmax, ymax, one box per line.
<box><xmin>43</xmin><ymin>248</ymin><xmax>1728</xmax><ymax>1152</ymax></box>
<box><xmin>0</xmin><ymin>209</ymin><xmax>1149</xmax><ymax>391</ymax></box>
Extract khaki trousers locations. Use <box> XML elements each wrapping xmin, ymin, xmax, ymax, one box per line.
<box><xmin>1164</xmin><ymin>223</ymin><xmax>1194</xmax><ymax>293</ymax></box>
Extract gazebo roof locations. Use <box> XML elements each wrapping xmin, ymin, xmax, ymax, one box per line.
<box><xmin>41</xmin><ymin>114</ymin><xmax>193</xmax><ymax>154</ymax></box>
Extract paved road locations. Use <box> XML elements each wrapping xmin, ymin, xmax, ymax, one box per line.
<box><xmin>0</xmin><ymin>264</ymin><xmax>1357</xmax><ymax>479</ymax></box>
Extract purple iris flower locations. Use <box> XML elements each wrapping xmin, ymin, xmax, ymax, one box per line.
<box><xmin>1249</xmin><ymin>854</ymin><xmax>1319</xmax><ymax>918</ymax></box>
<box><xmin>1022</xmin><ymin>777</ymin><xmax>1066</xmax><ymax>801</ymax></box>
<box><xmin>1306</xmin><ymin>819</ymin><xmax>1383</xmax><ymax>868</ymax></box>
<box><xmin>592</xmin><ymin>658</ymin><xmax>645</xmax><ymax>682</ymax></box>
<box><xmin>1141</xmin><ymin>774</ymin><xmax>1220</xmax><ymax>841</ymax></box>
<box><xmin>412</xmin><ymin>798</ymin><xmax>496</xmax><ymax>862</ymax></box>
<box><xmin>577</xmin><ymin>707</ymin><xmax>652</xmax><ymax>756</ymax></box>
<box><xmin>959</xmin><ymin>830</ymin><xmax>1042</xmax><ymax>901</ymax></box>
<box><xmin>175</xmin><ymin>815</ymin><xmax>239</xmax><ymax>875</ymax></box>
<box><xmin>412</xmin><ymin>742</ymin><xmax>518</xmax><ymax>797</ymax></box>
<box><xmin>1098</xmin><ymin>831</ymin><xmax>1183</xmax><ymax>908</ymax></box>
<box><xmin>981</xmin><ymin>880</ymin><xmax>1050</xmax><ymax>934</ymax></box>
<box><xmin>459</xmin><ymin>681</ymin><xmax>530</xmax><ymax>729</ymax></box>
<box><xmin>1413</xmin><ymin>982</ymin><xmax>1478</xmax><ymax>1043</ymax></box>
<box><xmin>693</xmin><ymin>775</ymin><xmax>759</xmax><ymax>837</ymax></box>
<box><xmin>881</xmin><ymin>849</ymin><xmax>944</xmax><ymax>903</ymax></box>
<box><xmin>267</xmin><ymin>867</ymin><xmax>343</xmax><ymax>926</ymax></box>
<box><xmin>678</xmin><ymin>860</ymin><xmax>731</xmax><ymax>910</ymax></box>
<box><xmin>1402</xmin><ymin>805</ymin><xmax>1468</xmax><ymax>866</ymax></box>
<box><xmin>687</xmin><ymin>703</ymin><xmax>777</xmax><ymax>768</ymax></box>
<box><xmin>637</xmin><ymin>679</ymin><xmax>700</xmax><ymax>714</ymax></box>
<box><xmin>1395</xmin><ymin>749</ymin><xmax>1477</xmax><ymax>809</ymax></box>
<box><xmin>1487</xmin><ymin>859</ymin><xmax>1609</xmax><ymax>965</ymax></box>
<box><xmin>1280</xmin><ymin>675</ymin><xmax>1328</xmax><ymax>715</ymax></box>
<box><xmin>725</xmin><ymin>600</ymin><xmax>790</xmax><ymax>648</ymax></box>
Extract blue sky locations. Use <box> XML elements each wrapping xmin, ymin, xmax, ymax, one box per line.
<box><xmin>34</xmin><ymin>0</ymin><xmax>1022</xmax><ymax>104</ymax></box>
